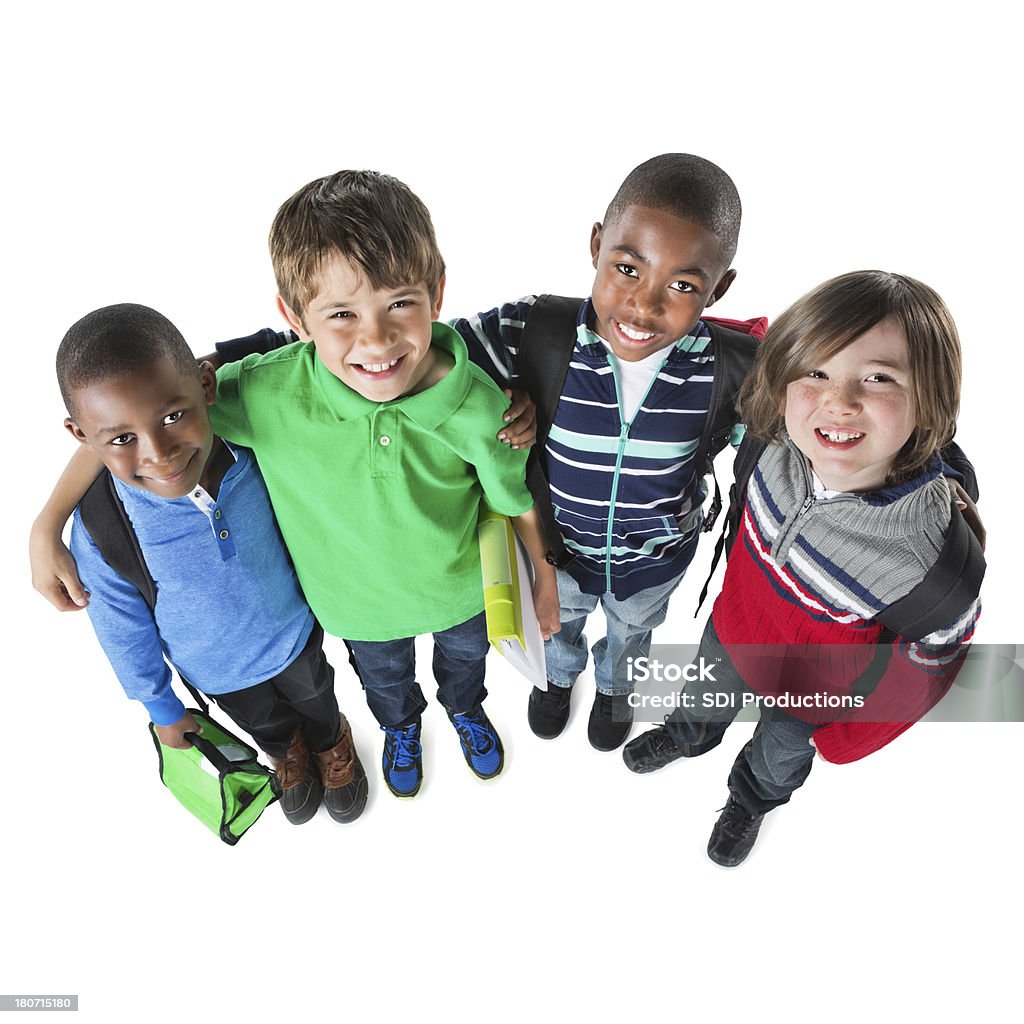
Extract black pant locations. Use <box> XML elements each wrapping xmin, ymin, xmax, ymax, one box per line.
<box><xmin>209</xmin><ymin>624</ymin><xmax>341</xmax><ymax>758</ymax></box>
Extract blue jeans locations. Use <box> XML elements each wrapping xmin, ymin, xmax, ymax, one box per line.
<box><xmin>664</xmin><ymin>619</ymin><xmax>819</xmax><ymax>815</ymax></box>
<box><xmin>347</xmin><ymin>612</ymin><xmax>490</xmax><ymax>729</ymax></box>
<box><xmin>544</xmin><ymin>568</ymin><xmax>686</xmax><ymax>696</ymax></box>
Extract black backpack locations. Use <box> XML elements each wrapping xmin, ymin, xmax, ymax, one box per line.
<box><xmin>513</xmin><ymin>294</ymin><xmax>759</xmax><ymax>568</ymax></box>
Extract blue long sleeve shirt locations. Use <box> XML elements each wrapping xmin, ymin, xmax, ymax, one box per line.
<box><xmin>71</xmin><ymin>444</ymin><xmax>314</xmax><ymax>725</ymax></box>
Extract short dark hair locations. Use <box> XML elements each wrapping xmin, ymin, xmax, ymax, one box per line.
<box><xmin>270</xmin><ymin>169</ymin><xmax>446</xmax><ymax>322</ymax></box>
<box><xmin>604</xmin><ymin>154</ymin><xmax>742</xmax><ymax>264</ymax></box>
<box><xmin>739</xmin><ymin>270</ymin><xmax>962</xmax><ymax>484</ymax></box>
<box><xmin>57</xmin><ymin>303</ymin><xmax>198</xmax><ymax>417</ymax></box>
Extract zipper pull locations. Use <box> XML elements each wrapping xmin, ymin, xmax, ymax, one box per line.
<box><xmin>798</xmin><ymin>496</ymin><xmax>813</xmax><ymax>516</ymax></box>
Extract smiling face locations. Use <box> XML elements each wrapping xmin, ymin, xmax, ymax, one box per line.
<box><xmin>281</xmin><ymin>252</ymin><xmax>445</xmax><ymax>402</ymax></box>
<box><xmin>589</xmin><ymin>204</ymin><xmax>735</xmax><ymax>362</ymax></box>
<box><xmin>66</xmin><ymin>357</ymin><xmax>218</xmax><ymax>499</ymax></box>
<box><xmin>784</xmin><ymin>319</ymin><xmax>917</xmax><ymax>493</ymax></box>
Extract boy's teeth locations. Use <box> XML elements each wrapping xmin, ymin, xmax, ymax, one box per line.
<box><xmin>360</xmin><ymin>359</ymin><xmax>399</xmax><ymax>373</ymax></box>
<box><xmin>819</xmin><ymin>429</ymin><xmax>862</xmax><ymax>443</ymax></box>
<box><xmin>618</xmin><ymin>322</ymin><xmax>655</xmax><ymax>342</ymax></box>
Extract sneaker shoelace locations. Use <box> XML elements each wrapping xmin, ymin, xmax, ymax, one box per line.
<box><xmin>717</xmin><ymin>801</ymin><xmax>761</xmax><ymax>839</ymax></box>
<box><xmin>383</xmin><ymin>725</ymin><xmax>422</xmax><ymax>768</ymax></box>
<box><xmin>453</xmin><ymin>714</ymin><xmax>495</xmax><ymax>755</ymax></box>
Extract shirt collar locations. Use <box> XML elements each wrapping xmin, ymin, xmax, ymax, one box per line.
<box><xmin>312</xmin><ymin>321</ymin><xmax>471</xmax><ymax>429</ymax></box>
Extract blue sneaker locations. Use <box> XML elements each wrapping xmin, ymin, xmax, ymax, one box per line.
<box><xmin>449</xmin><ymin>706</ymin><xmax>504</xmax><ymax>780</ymax></box>
<box><xmin>381</xmin><ymin>720</ymin><xmax>423</xmax><ymax>798</ymax></box>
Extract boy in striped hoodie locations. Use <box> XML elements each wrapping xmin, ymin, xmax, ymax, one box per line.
<box><xmin>453</xmin><ymin>155</ymin><xmax>756</xmax><ymax>751</ymax></box>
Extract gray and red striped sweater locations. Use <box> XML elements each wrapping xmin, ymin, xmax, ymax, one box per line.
<box><xmin>713</xmin><ymin>438</ymin><xmax>981</xmax><ymax>763</ymax></box>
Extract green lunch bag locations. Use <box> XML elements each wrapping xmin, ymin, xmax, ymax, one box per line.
<box><xmin>149</xmin><ymin>710</ymin><xmax>281</xmax><ymax>845</ymax></box>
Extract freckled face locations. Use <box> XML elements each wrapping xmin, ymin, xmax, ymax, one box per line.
<box><xmin>784</xmin><ymin>319</ymin><xmax>917</xmax><ymax>492</ymax></box>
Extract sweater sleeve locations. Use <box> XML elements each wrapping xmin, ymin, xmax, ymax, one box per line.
<box><xmin>70</xmin><ymin>512</ymin><xmax>185</xmax><ymax>726</ymax></box>
<box><xmin>448</xmin><ymin>297</ymin><xmax>539</xmax><ymax>389</ymax></box>
<box><xmin>813</xmin><ymin>598</ymin><xmax>982</xmax><ymax>764</ymax></box>
<box><xmin>215</xmin><ymin>327</ymin><xmax>296</xmax><ymax>365</ymax></box>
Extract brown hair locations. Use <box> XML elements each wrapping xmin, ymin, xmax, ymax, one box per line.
<box><xmin>269</xmin><ymin>169</ymin><xmax>445</xmax><ymax>323</ymax></box>
<box><xmin>739</xmin><ymin>270</ymin><xmax>962</xmax><ymax>484</ymax></box>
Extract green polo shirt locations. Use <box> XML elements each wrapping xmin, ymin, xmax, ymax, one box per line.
<box><xmin>209</xmin><ymin>323</ymin><xmax>533</xmax><ymax>641</ymax></box>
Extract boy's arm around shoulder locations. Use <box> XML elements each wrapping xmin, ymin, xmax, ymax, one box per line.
<box><xmin>198</xmin><ymin>327</ymin><xmax>297</xmax><ymax>370</ymax></box>
<box><xmin>30</xmin><ymin>445</ymin><xmax>104</xmax><ymax>611</ymax></box>
<box><xmin>450</xmin><ymin>299</ymin><xmax>541</xmax><ymax>449</ymax></box>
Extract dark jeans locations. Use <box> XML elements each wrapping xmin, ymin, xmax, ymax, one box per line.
<box><xmin>210</xmin><ymin>623</ymin><xmax>341</xmax><ymax>758</ymax></box>
<box><xmin>347</xmin><ymin>611</ymin><xmax>490</xmax><ymax>729</ymax></box>
<box><xmin>664</xmin><ymin>619</ymin><xmax>819</xmax><ymax>816</ymax></box>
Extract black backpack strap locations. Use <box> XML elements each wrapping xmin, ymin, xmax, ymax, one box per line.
<box><xmin>695</xmin><ymin>434</ymin><xmax>767</xmax><ymax>613</ymax></box>
<box><xmin>694</xmin><ymin>322</ymin><xmax>758</xmax><ymax>536</ymax></box>
<box><xmin>515</xmin><ymin>295</ymin><xmax>582</xmax><ymax>449</ymax></box>
<box><xmin>78</xmin><ymin>470</ymin><xmax>158</xmax><ymax>612</ymax></box>
<box><xmin>876</xmin><ymin>501</ymin><xmax>986</xmax><ymax>641</ymax></box>
<box><xmin>939</xmin><ymin>440</ymin><xmax>978</xmax><ymax>503</ymax></box>
<box><xmin>514</xmin><ymin>294</ymin><xmax>583</xmax><ymax>569</ymax></box>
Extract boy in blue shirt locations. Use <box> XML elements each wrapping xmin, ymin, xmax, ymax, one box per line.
<box><xmin>58</xmin><ymin>303</ymin><xmax>367</xmax><ymax>826</ymax></box>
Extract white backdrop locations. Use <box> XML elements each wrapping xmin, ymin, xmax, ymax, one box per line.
<box><xmin>3</xmin><ymin>2</ymin><xmax>1019</xmax><ymax>1021</ymax></box>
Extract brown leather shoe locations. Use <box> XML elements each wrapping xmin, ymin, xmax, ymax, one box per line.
<box><xmin>314</xmin><ymin>717</ymin><xmax>368</xmax><ymax>824</ymax></box>
<box><xmin>271</xmin><ymin>729</ymin><xmax>322</xmax><ymax>825</ymax></box>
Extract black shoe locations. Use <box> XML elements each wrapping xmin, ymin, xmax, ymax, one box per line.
<box><xmin>314</xmin><ymin>721</ymin><xmax>368</xmax><ymax>824</ymax></box>
<box><xmin>622</xmin><ymin>725</ymin><xmax>685</xmax><ymax>774</ymax></box>
<box><xmin>707</xmin><ymin>796</ymin><xmax>765</xmax><ymax>867</ymax></box>
<box><xmin>272</xmin><ymin>730</ymin><xmax>323</xmax><ymax>825</ymax></box>
<box><xmin>527</xmin><ymin>683</ymin><xmax>572</xmax><ymax>739</ymax></box>
<box><xmin>587</xmin><ymin>692</ymin><xmax>633</xmax><ymax>751</ymax></box>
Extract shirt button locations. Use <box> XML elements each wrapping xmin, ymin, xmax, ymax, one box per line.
<box><xmin>194</xmin><ymin>490</ymin><xmax>201</xmax><ymax>498</ymax></box>
<box><xmin>379</xmin><ymin>435</ymin><xmax>391</xmax><ymax>447</ymax></box>
<box><xmin>214</xmin><ymin>510</ymin><xmax>221</xmax><ymax>519</ymax></box>
<box><xmin>219</xmin><ymin>530</ymin><xmax>229</xmax><ymax>540</ymax></box>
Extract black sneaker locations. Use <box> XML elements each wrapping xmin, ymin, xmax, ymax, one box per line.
<box><xmin>707</xmin><ymin>796</ymin><xmax>765</xmax><ymax>867</ymax></box>
<box><xmin>527</xmin><ymin>683</ymin><xmax>573</xmax><ymax>739</ymax></box>
<box><xmin>588</xmin><ymin>692</ymin><xmax>633</xmax><ymax>751</ymax></box>
<box><xmin>622</xmin><ymin>725</ymin><xmax>685</xmax><ymax>774</ymax></box>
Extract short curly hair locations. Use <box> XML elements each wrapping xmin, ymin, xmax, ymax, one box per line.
<box><xmin>604</xmin><ymin>154</ymin><xmax>742</xmax><ymax>264</ymax></box>
<box><xmin>57</xmin><ymin>303</ymin><xmax>197</xmax><ymax>418</ymax></box>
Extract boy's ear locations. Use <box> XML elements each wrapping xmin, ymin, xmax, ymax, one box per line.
<box><xmin>64</xmin><ymin>418</ymin><xmax>89</xmax><ymax>446</ymax></box>
<box><xmin>198</xmin><ymin>361</ymin><xmax>217</xmax><ymax>405</ymax></box>
<box><xmin>276</xmin><ymin>295</ymin><xmax>309</xmax><ymax>339</ymax></box>
<box><xmin>589</xmin><ymin>222</ymin><xmax>603</xmax><ymax>268</ymax></box>
<box><xmin>705</xmin><ymin>268</ymin><xmax>737</xmax><ymax>309</ymax></box>
<box><xmin>430</xmin><ymin>274</ymin><xmax>447</xmax><ymax>320</ymax></box>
